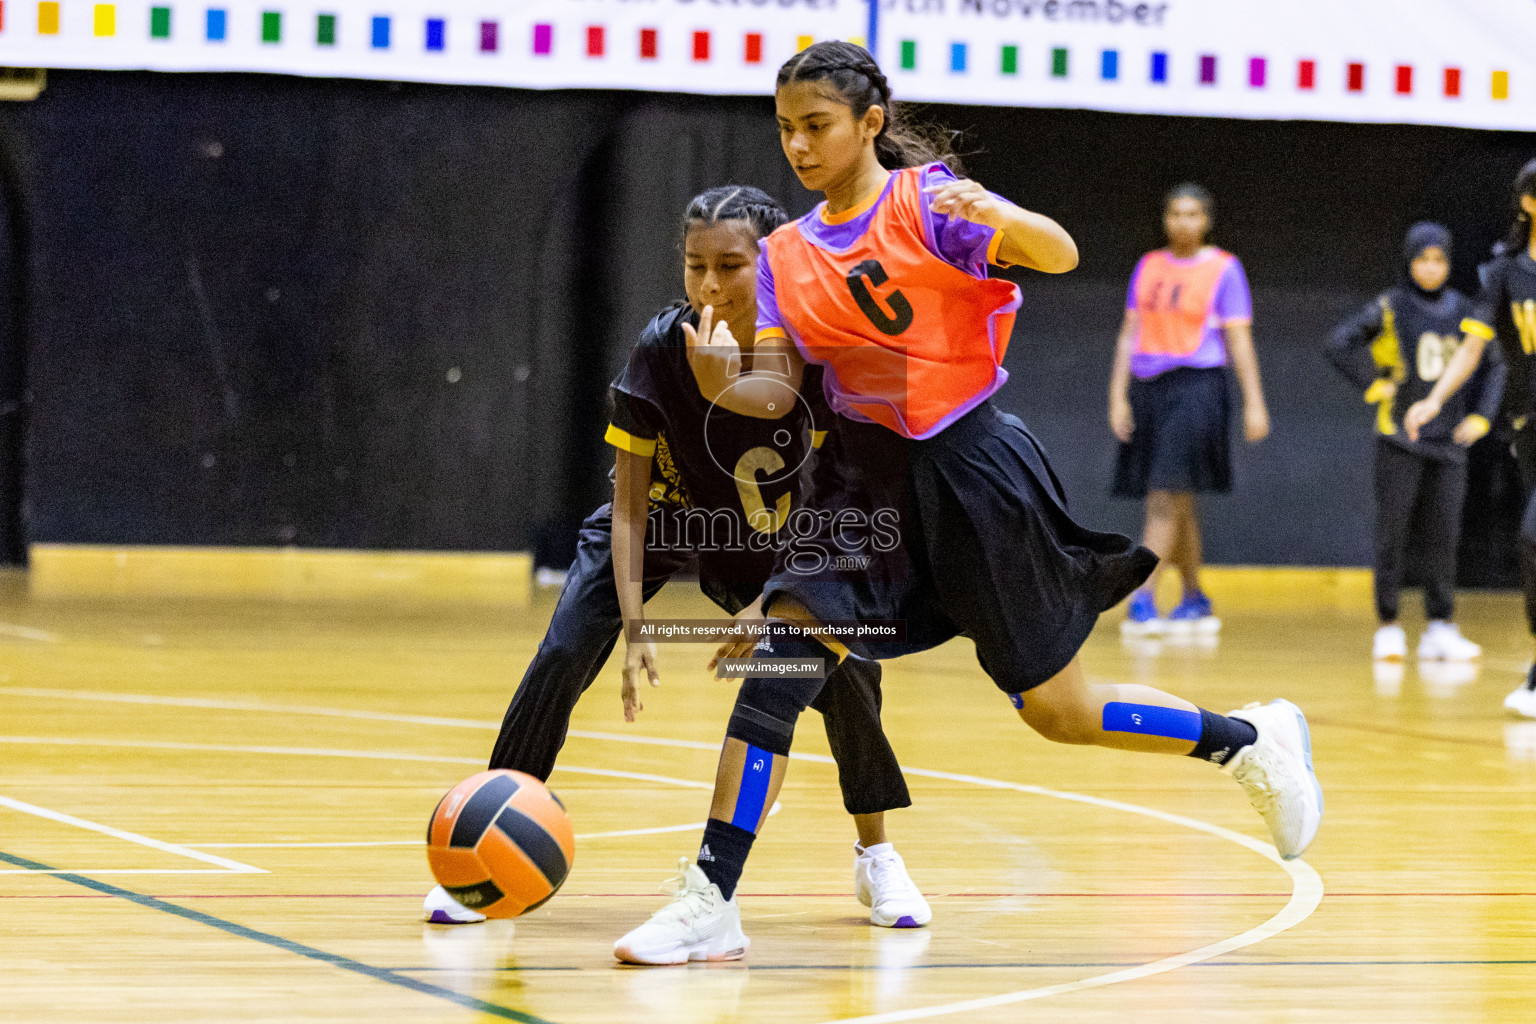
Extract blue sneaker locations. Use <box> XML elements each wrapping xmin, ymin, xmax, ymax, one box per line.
<box><xmin>1120</xmin><ymin>589</ymin><xmax>1163</xmax><ymax>636</ymax></box>
<box><xmin>1166</xmin><ymin>591</ymin><xmax>1221</xmax><ymax>635</ymax></box>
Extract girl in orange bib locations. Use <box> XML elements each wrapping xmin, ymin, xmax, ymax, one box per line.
<box><xmin>614</xmin><ymin>42</ymin><xmax>1323</xmax><ymax>967</ymax></box>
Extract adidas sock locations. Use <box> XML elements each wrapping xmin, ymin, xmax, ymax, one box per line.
<box><xmin>1188</xmin><ymin>709</ymin><xmax>1258</xmax><ymax>766</ymax></box>
<box><xmin>697</xmin><ymin>819</ymin><xmax>755</xmax><ymax>900</ymax></box>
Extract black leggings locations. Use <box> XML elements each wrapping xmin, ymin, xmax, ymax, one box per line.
<box><xmin>1374</xmin><ymin>440</ymin><xmax>1467</xmax><ymax>623</ymax></box>
<box><xmin>487</xmin><ymin>504</ymin><xmax>912</xmax><ymax>816</ymax></box>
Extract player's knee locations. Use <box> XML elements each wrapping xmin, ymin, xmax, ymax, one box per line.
<box><xmin>726</xmin><ymin>621</ymin><xmax>835</xmax><ymax>756</ymax></box>
<box><xmin>1016</xmin><ymin>698</ymin><xmax>1098</xmax><ymax>745</ymax></box>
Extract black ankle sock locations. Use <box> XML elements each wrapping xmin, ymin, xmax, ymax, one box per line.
<box><xmin>1188</xmin><ymin>708</ymin><xmax>1258</xmax><ymax>766</ymax></box>
<box><xmin>697</xmin><ymin>819</ymin><xmax>755</xmax><ymax>900</ymax></box>
<box><xmin>1526</xmin><ymin>664</ymin><xmax>1536</xmax><ymax>691</ymax></box>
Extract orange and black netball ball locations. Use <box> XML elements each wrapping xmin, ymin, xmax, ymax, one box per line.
<box><xmin>426</xmin><ymin>769</ymin><xmax>575</xmax><ymax>918</ymax></box>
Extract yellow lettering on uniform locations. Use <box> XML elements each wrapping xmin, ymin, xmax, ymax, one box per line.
<box><xmin>1512</xmin><ymin>299</ymin><xmax>1536</xmax><ymax>357</ymax></box>
<box><xmin>734</xmin><ymin>446</ymin><xmax>791</xmax><ymax>535</ymax></box>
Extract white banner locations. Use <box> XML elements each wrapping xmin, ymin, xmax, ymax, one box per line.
<box><xmin>0</xmin><ymin>0</ymin><xmax>1532</xmax><ymax>129</ymax></box>
<box><xmin>0</xmin><ymin>0</ymin><xmax>866</xmax><ymax>92</ymax></box>
<box><xmin>876</xmin><ymin>0</ymin><xmax>1536</xmax><ymax>129</ymax></box>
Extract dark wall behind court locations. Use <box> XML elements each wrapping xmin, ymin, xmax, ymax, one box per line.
<box><xmin>0</xmin><ymin>70</ymin><xmax>1529</xmax><ymax>578</ymax></box>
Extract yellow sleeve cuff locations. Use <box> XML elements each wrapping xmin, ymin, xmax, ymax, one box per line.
<box><xmin>755</xmin><ymin>327</ymin><xmax>788</xmax><ymax>344</ymax></box>
<box><xmin>1363</xmin><ymin>379</ymin><xmax>1395</xmax><ymax>404</ymax></box>
<box><xmin>1462</xmin><ymin>414</ymin><xmax>1491</xmax><ymax>439</ymax></box>
<box><xmin>811</xmin><ymin>430</ymin><xmax>828</xmax><ymax>450</ymax></box>
<box><xmin>1461</xmin><ymin>318</ymin><xmax>1495</xmax><ymax>341</ymax></box>
<box><xmin>985</xmin><ymin>229</ymin><xmax>1008</xmax><ymax>267</ymax></box>
<box><xmin>604</xmin><ymin>423</ymin><xmax>657</xmax><ymax>458</ymax></box>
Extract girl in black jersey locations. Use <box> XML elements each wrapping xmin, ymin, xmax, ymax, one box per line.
<box><xmin>1406</xmin><ymin>160</ymin><xmax>1536</xmax><ymax>717</ymax></box>
<box><xmin>423</xmin><ymin>186</ymin><xmax>930</xmax><ymax>927</ymax></box>
<box><xmin>1327</xmin><ymin>222</ymin><xmax>1504</xmax><ymax>664</ymax></box>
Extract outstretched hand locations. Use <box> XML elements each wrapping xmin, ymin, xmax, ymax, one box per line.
<box><xmin>620</xmin><ymin>639</ymin><xmax>660</xmax><ymax>723</ymax></box>
<box><xmin>708</xmin><ymin>595</ymin><xmax>767</xmax><ymax>682</ymax></box>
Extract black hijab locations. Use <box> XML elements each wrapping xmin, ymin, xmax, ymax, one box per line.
<box><xmin>1403</xmin><ymin>221</ymin><xmax>1452</xmax><ymax>300</ymax></box>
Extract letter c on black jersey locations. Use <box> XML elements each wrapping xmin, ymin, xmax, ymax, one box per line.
<box><xmin>846</xmin><ymin>259</ymin><xmax>915</xmax><ymax>337</ymax></box>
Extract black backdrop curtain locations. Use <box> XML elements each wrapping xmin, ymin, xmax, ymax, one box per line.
<box><xmin>0</xmin><ymin>70</ymin><xmax>1530</xmax><ymax>578</ymax></box>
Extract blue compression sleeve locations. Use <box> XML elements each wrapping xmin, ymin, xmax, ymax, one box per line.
<box><xmin>730</xmin><ymin>745</ymin><xmax>775</xmax><ymax>832</ymax></box>
<box><xmin>1102</xmin><ymin>702</ymin><xmax>1203</xmax><ymax>741</ymax></box>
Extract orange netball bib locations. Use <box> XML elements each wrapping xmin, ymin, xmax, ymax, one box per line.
<box><xmin>1132</xmin><ymin>249</ymin><xmax>1236</xmax><ymax>358</ymax></box>
<box><xmin>765</xmin><ymin>168</ymin><xmax>1021</xmax><ymax>440</ymax></box>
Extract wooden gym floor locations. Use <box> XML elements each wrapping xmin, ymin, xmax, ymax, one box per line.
<box><xmin>1</xmin><ymin>568</ymin><xmax>1533</xmax><ymax>1023</ymax></box>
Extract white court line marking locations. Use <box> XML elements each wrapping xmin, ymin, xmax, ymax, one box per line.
<box><xmin>185</xmin><ymin>812</ymin><xmax>780</xmax><ymax>848</ymax></box>
<box><xmin>0</xmin><ymin>795</ymin><xmax>265</xmax><ymax>874</ymax></box>
<box><xmin>0</xmin><ymin>738</ymin><xmax>772</xmax><ymax>850</ymax></box>
<box><xmin>0</xmin><ymin>868</ymin><xmax>254</xmax><ymax>875</ymax></box>
<box><xmin>0</xmin><ymin>623</ymin><xmax>59</xmax><ymax>643</ymax></box>
<box><xmin>5</xmin><ymin>687</ymin><xmax>1323</xmax><ymax>1019</ymax></box>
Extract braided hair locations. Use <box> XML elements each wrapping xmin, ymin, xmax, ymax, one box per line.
<box><xmin>776</xmin><ymin>41</ymin><xmax>960</xmax><ymax>173</ymax></box>
<box><xmin>680</xmin><ymin>185</ymin><xmax>789</xmax><ymax>247</ymax></box>
<box><xmin>1493</xmin><ymin>158</ymin><xmax>1536</xmax><ymax>258</ymax></box>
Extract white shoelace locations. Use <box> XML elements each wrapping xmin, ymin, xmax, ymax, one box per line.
<box><xmin>866</xmin><ymin>852</ymin><xmax>921</xmax><ymax>901</ymax></box>
<box><xmin>652</xmin><ymin>857</ymin><xmax>715</xmax><ymax>927</ymax></box>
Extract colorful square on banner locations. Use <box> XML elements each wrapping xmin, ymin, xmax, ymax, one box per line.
<box><xmin>316</xmin><ymin>13</ymin><xmax>335</xmax><ymax>46</ymax></box>
<box><xmin>150</xmin><ymin>5</ymin><xmax>171</xmax><ymax>38</ymax></box>
<box><xmin>1000</xmin><ymin>44</ymin><xmax>1017</xmax><ymax>76</ymax></box>
<box><xmin>1444</xmin><ymin>66</ymin><xmax>1461</xmax><ymax>98</ymax></box>
<box><xmin>639</xmin><ymin>27</ymin><xmax>657</xmax><ymax>60</ymax></box>
<box><xmin>745</xmin><ymin>32</ymin><xmax>762</xmax><ymax>65</ymax></box>
<box><xmin>1395</xmin><ymin>65</ymin><xmax>1412</xmax><ymax>95</ymax></box>
<box><xmin>692</xmin><ymin>30</ymin><xmax>709</xmax><ymax>62</ymax></box>
<box><xmin>1347</xmin><ymin>62</ymin><xmax>1365</xmax><ymax>92</ymax></box>
<box><xmin>533</xmin><ymin>22</ymin><xmax>552</xmax><ymax>55</ymax></box>
<box><xmin>425</xmin><ymin>17</ymin><xmax>444</xmax><ymax>52</ymax></box>
<box><xmin>39</xmin><ymin>0</ymin><xmax>60</xmax><ymax>34</ymax></box>
<box><xmin>371</xmin><ymin>15</ymin><xmax>388</xmax><ymax>49</ymax></box>
<box><xmin>1051</xmin><ymin>47</ymin><xmax>1067</xmax><ymax>78</ymax></box>
<box><xmin>586</xmin><ymin>25</ymin><xmax>603</xmax><ymax>58</ymax></box>
<box><xmin>262</xmin><ymin>10</ymin><xmax>280</xmax><ymax>44</ymax></box>
<box><xmin>94</xmin><ymin>3</ymin><xmax>115</xmax><ymax>36</ymax></box>
<box><xmin>1199</xmin><ymin>54</ymin><xmax>1217</xmax><ymax>85</ymax></box>
<box><xmin>950</xmin><ymin>42</ymin><xmax>965</xmax><ymax>74</ymax></box>
<box><xmin>1249</xmin><ymin>57</ymin><xmax>1266</xmax><ymax>88</ymax></box>
<box><xmin>1150</xmin><ymin>51</ymin><xmax>1168</xmax><ymax>83</ymax></box>
<box><xmin>1100</xmin><ymin>49</ymin><xmax>1118</xmax><ymax>81</ymax></box>
<box><xmin>900</xmin><ymin>39</ymin><xmax>915</xmax><ymax>71</ymax></box>
<box><xmin>1492</xmin><ymin>70</ymin><xmax>1509</xmax><ymax>100</ymax></box>
<box><xmin>206</xmin><ymin>7</ymin><xmax>225</xmax><ymax>42</ymax></box>
<box><xmin>479</xmin><ymin>20</ymin><xmax>496</xmax><ymax>53</ymax></box>
<box><xmin>796</xmin><ymin>34</ymin><xmax>812</xmax><ymax>52</ymax></box>
<box><xmin>1298</xmin><ymin>59</ymin><xmax>1316</xmax><ymax>90</ymax></box>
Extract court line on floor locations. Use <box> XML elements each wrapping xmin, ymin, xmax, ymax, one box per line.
<box><xmin>0</xmin><ymin>795</ymin><xmax>264</xmax><ymax>874</ymax></box>
<box><xmin>7</xmin><ymin>687</ymin><xmax>1323</xmax><ymax>1019</ymax></box>
<box><xmin>0</xmin><ymin>848</ymin><xmax>553</xmax><ymax>1024</ymax></box>
<box><xmin>0</xmin><ymin>622</ymin><xmax>59</xmax><ymax>643</ymax></box>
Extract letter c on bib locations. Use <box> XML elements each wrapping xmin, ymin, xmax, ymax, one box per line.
<box><xmin>846</xmin><ymin>259</ymin><xmax>915</xmax><ymax>337</ymax></box>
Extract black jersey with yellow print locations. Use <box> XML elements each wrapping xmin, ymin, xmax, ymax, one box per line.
<box><xmin>1327</xmin><ymin>284</ymin><xmax>1505</xmax><ymax>461</ymax></box>
<box><xmin>1465</xmin><ymin>250</ymin><xmax>1536</xmax><ymax>421</ymax></box>
<box><xmin>605</xmin><ymin>302</ymin><xmax>830</xmax><ymax>591</ymax></box>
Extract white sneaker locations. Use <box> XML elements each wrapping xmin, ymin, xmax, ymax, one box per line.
<box><xmin>1373</xmin><ymin>624</ymin><xmax>1407</xmax><ymax>662</ymax></box>
<box><xmin>422</xmin><ymin>884</ymin><xmax>486</xmax><ymax>925</ymax></box>
<box><xmin>1505</xmin><ymin>682</ymin><xmax>1536</xmax><ymax>719</ymax></box>
<box><xmin>1226</xmin><ymin>700</ymin><xmax>1323</xmax><ymax>860</ymax></box>
<box><xmin>854</xmin><ymin>842</ymin><xmax>931</xmax><ymax>928</ymax></box>
<box><xmin>1417</xmin><ymin>621</ymin><xmax>1481</xmax><ymax>662</ymax></box>
<box><xmin>613</xmin><ymin>858</ymin><xmax>749</xmax><ymax>965</ymax></box>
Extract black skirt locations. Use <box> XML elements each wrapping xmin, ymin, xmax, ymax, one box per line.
<box><xmin>762</xmin><ymin>402</ymin><xmax>1155</xmax><ymax>693</ymax></box>
<box><xmin>1113</xmin><ymin>366</ymin><xmax>1233</xmax><ymax>498</ymax></box>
